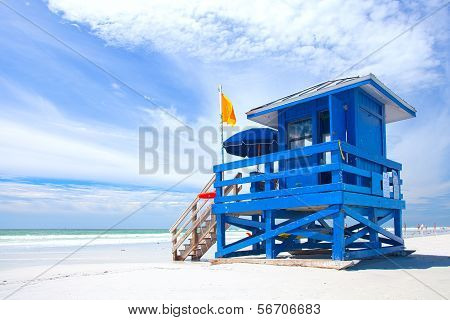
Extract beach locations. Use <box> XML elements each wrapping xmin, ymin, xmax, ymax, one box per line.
<box><xmin>0</xmin><ymin>230</ymin><xmax>449</xmax><ymax>300</ymax></box>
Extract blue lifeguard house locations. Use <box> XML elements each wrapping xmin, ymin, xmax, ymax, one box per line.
<box><xmin>212</xmin><ymin>74</ymin><xmax>416</xmax><ymax>261</ymax></box>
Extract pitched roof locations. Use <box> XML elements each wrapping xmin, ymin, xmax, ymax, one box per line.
<box><xmin>246</xmin><ymin>74</ymin><xmax>416</xmax><ymax>128</ymax></box>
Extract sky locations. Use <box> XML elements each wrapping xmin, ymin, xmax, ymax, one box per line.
<box><xmin>0</xmin><ymin>0</ymin><xmax>449</xmax><ymax>228</ymax></box>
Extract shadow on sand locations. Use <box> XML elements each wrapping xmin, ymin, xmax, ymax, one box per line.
<box><xmin>350</xmin><ymin>254</ymin><xmax>450</xmax><ymax>271</ymax></box>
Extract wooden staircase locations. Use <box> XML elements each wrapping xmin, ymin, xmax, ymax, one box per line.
<box><xmin>170</xmin><ymin>173</ymin><xmax>241</xmax><ymax>261</ymax></box>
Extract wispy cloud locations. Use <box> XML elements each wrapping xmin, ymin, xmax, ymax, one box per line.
<box><xmin>0</xmin><ymin>179</ymin><xmax>195</xmax><ymax>216</ymax></box>
<box><xmin>0</xmin><ymin>0</ymin><xmax>448</xmax><ymax>227</ymax></box>
<box><xmin>47</xmin><ymin>0</ymin><xmax>447</xmax><ymax>89</ymax></box>
<box><xmin>388</xmin><ymin>109</ymin><xmax>450</xmax><ymax>205</ymax></box>
<box><xmin>0</xmin><ymin>78</ymin><xmax>217</xmax><ymax>188</ymax></box>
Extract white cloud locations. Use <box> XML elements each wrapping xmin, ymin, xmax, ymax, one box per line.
<box><xmin>388</xmin><ymin>109</ymin><xmax>450</xmax><ymax>205</ymax></box>
<box><xmin>0</xmin><ymin>79</ymin><xmax>217</xmax><ymax>189</ymax></box>
<box><xmin>46</xmin><ymin>0</ymin><xmax>447</xmax><ymax>89</ymax></box>
<box><xmin>1</xmin><ymin>0</ymin><xmax>448</xmax><ymax>225</ymax></box>
<box><xmin>0</xmin><ymin>180</ymin><xmax>195</xmax><ymax>216</ymax></box>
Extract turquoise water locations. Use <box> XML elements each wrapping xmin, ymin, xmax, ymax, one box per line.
<box><xmin>0</xmin><ymin>229</ymin><xmax>247</xmax><ymax>248</ymax></box>
<box><xmin>3</xmin><ymin>228</ymin><xmax>446</xmax><ymax>249</ymax></box>
<box><xmin>0</xmin><ymin>229</ymin><xmax>168</xmax><ymax>236</ymax></box>
<box><xmin>0</xmin><ymin>229</ymin><xmax>172</xmax><ymax>247</ymax></box>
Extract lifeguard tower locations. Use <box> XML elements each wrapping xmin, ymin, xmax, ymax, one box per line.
<box><xmin>170</xmin><ymin>74</ymin><xmax>416</xmax><ymax>262</ymax></box>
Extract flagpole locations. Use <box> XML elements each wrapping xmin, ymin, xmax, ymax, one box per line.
<box><xmin>219</xmin><ymin>85</ymin><xmax>224</xmax><ymax>164</ymax></box>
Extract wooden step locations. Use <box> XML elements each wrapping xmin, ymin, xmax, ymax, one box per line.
<box><xmin>170</xmin><ymin>173</ymin><xmax>242</xmax><ymax>261</ymax></box>
<box><xmin>180</xmin><ymin>231</ymin><xmax>216</xmax><ymax>260</ymax></box>
<box><xmin>191</xmin><ymin>245</ymin><xmax>210</xmax><ymax>258</ymax></box>
<box><xmin>195</xmin><ymin>243</ymin><xmax>208</xmax><ymax>254</ymax></box>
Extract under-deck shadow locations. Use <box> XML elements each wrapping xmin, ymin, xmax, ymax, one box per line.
<box><xmin>349</xmin><ymin>254</ymin><xmax>450</xmax><ymax>271</ymax></box>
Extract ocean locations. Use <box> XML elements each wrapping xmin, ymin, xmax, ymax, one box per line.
<box><xmin>1</xmin><ymin>227</ymin><xmax>448</xmax><ymax>249</ymax></box>
<box><xmin>0</xmin><ymin>229</ymin><xmax>249</xmax><ymax>249</ymax></box>
<box><xmin>0</xmin><ymin>229</ymin><xmax>172</xmax><ymax>248</ymax></box>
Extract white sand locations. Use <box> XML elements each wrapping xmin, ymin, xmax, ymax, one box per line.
<box><xmin>0</xmin><ymin>234</ymin><xmax>449</xmax><ymax>300</ymax></box>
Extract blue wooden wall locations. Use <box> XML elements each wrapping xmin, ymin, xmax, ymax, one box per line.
<box><xmin>276</xmin><ymin>88</ymin><xmax>388</xmax><ymax>189</ymax></box>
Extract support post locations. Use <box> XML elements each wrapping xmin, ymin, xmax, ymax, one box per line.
<box><xmin>215</xmin><ymin>172</ymin><xmax>223</xmax><ymax>198</ymax></box>
<box><xmin>215</xmin><ymin>171</ymin><xmax>225</xmax><ymax>258</ymax></box>
<box><xmin>172</xmin><ymin>229</ymin><xmax>178</xmax><ymax>260</ymax></box>
<box><xmin>219</xmin><ymin>85</ymin><xmax>224</xmax><ymax>164</ymax></box>
<box><xmin>264</xmin><ymin>162</ymin><xmax>274</xmax><ymax>191</ymax></box>
<box><xmin>215</xmin><ymin>213</ymin><xmax>225</xmax><ymax>258</ymax></box>
<box><xmin>191</xmin><ymin>203</ymin><xmax>198</xmax><ymax>249</ymax></box>
<box><xmin>252</xmin><ymin>214</ymin><xmax>261</xmax><ymax>251</ymax></box>
<box><xmin>332</xmin><ymin>209</ymin><xmax>345</xmax><ymax>260</ymax></box>
<box><xmin>394</xmin><ymin>209</ymin><xmax>402</xmax><ymax>238</ymax></box>
<box><xmin>331</xmin><ymin>150</ymin><xmax>343</xmax><ymax>184</ymax></box>
<box><xmin>264</xmin><ymin>210</ymin><xmax>276</xmax><ymax>259</ymax></box>
<box><xmin>368</xmin><ymin>208</ymin><xmax>380</xmax><ymax>248</ymax></box>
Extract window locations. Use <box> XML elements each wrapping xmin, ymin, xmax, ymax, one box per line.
<box><xmin>287</xmin><ymin>118</ymin><xmax>312</xmax><ymax>149</ymax></box>
<box><xmin>319</xmin><ymin>110</ymin><xmax>330</xmax><ymax>143</ymax></box>
<box><xmin>319</xmin><ymin>110</ymin><xmax>332</xmax><ymax>184</ymax></box>
<box><xmin>319</xmin><ymin>111</ymin><xmax>331</xmax><ymax>164</ymax></box>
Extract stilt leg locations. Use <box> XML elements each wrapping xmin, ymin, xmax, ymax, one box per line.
<box><xmin>252</xmin><ymin>214</ymin><xmax>261</xmax><ymax>252</ymax></box>
<box><xmin>332</xmin><ymin>209</ymin><xmax>345</xmax><ymax>260</ymax></box>
<box><xmin>368</xmin><ymin>208</ymin><xmax>380</xmax><ymax>249</ymax></box>
<box><xmin>394</xmin><ymin>209</ymin><xmax>402</xmax><ymax>238</ymax></box>
<box><xmin>215</xmin><ymin>214</ymin><xmax>225</xmax><ymax>258</ymax></box>
<box><xmin>265</xmin><ymin>210</ymin><xmax>276</xmax><ymax>259</ymax></box>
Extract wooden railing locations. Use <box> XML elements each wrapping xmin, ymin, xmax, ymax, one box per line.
<box><xmin>170</xmin><ymin>173</ymin><xmax>242</xmax><ymax>260</ymax></box>
<box><xmin>169</xmin><ymin>175</ymin><xmax>215</xmax><ymax>235</ymax></box>
<box><xmin>214</xmin><ymin>141</ymin><xmax>403</xmax><ymax>204</ymax></box>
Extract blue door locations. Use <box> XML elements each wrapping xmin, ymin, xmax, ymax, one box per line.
<box><xmin>358</xmin><ymin>107</ymin><xmax>383</xmax><ymax>156</ymax></box>
<box><xmin>286</xmin><ymin>117</ymin><xmax>314</xmax><ymax>188</ymax></box>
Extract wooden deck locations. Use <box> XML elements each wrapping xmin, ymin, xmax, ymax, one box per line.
<box><xmin>210</xmin><ymin>257</ymin><xmax>359</xmax><ymax>270</ymax></box>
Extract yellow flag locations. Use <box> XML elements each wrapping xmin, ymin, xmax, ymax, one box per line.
<box><xmin>221</xmin><ymin>92</ymin><xmax>236</xmax><ymax>126</ymax></box>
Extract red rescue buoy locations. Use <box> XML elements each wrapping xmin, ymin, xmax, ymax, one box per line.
<box><xmin>198</xmin><ymin>191</ymin><xmax>216</xmax><ymax>199</ymax></box>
